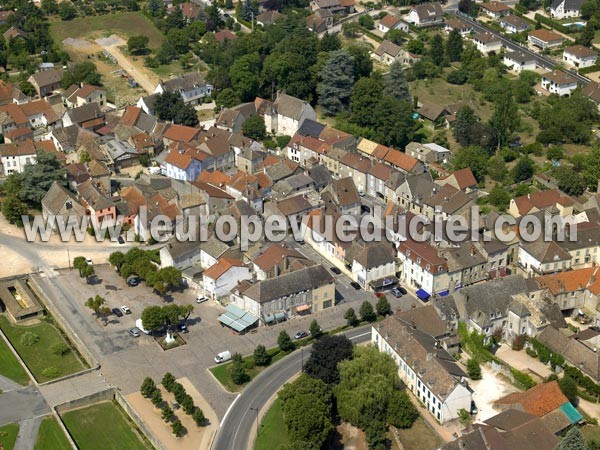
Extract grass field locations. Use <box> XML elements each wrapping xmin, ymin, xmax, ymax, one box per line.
<box><xmin>210</xmin><ymin>349</ymin><xmax>289</xmax><ymax>392</ymax></box>
<box><xmin>0</xmin><ymin>316</ymin><xmax>84</xmax><ymax>383</ymax></box>
<box><xmin>392</xmin><ymin>418</ymin><xmax>443</xmax><ymax>450</ymax></box>
<box><xmin>62</xmin><ymin>402</ymin><xmax>149</xmax><ymax>450</ymax></box>
<box><xmin>582</xmin><ymin>425</ymin><xmax>600</xmax><ymax>445</ymax></box>
<box><xmin>254</xmin><ymin>399</ymin><xmax>290</xmax><ymax>450</ymax></box>
<box><xmin>409</xmin><ymin>77</ymin><xmax>494</xmax><ymax>121</ymax></box>
<box><xmin>0</xmin><ymin>331</ymin><xmax>29</xmax><ymax>385</ymax></box>
<box><xmin>49</xmin><ymin>12</ymin><xmax>164</xmax><ymax>48</ymax></box>
<box><xmin>0</xmin><ymin>423</ymin><xmax>19</xmax><ymax>450</ymax></box>
<box><xmin>33</xmin><ymin>417</ymin><xmax>72</xmax><ymax>450</ymax></box>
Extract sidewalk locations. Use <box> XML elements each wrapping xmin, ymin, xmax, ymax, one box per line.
<box><xmin>405</xmin><ymin>389</ymin><xmax>459</xmax><ymax>442</ymax></box>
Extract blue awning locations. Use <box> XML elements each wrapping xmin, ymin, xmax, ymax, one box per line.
<box><xmin>438</xmin><ymin>290</ymin><xmax>450</xmax><ymax>297</ymax></box>
<box><xmin>416</xmin><ymin>289</ymin><xmax>430</xmax><ymax>300</ymax></box>
<box><xmin>218</xmin><ymin>304</ymin><xmax>258</xmax><ymax>332</ymax></box>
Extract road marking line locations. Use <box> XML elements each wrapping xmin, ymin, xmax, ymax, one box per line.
<box><xmin>220</xmin><ymin>393</ymin><xmax>240</xmax><ymax>429</ymax></box>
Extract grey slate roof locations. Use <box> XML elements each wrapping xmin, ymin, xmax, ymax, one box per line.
<box><xmin>347</xmin><ymin>242</ymin><xmax>396</xmax><ymax>269</ymax></box>
<box><xmin>42</xmin><ymin>182</ymin><xmax>84</xmax><ymax>216</ymax></box>
<box><xmin>308</xmin><ymin>164</ymin><xmax>332</xmax><ymax>190</ymax></box>
<box><xmin>243</xmin><ymin>264</ymin><xmax>334</xmax><ymax>304</ymax></box>
<box><xmin>296</xmin><ymin>118</ymin><xmax>326</xmax><ymax>138</ymax></box>
<box><xmin>274</xmin><ymin>93</ymin><xmax>308</xmax><ymax>121</ymax></box>
<box><xmin>551</xmin><ymin>0</ymin><xmax>584</xmax><ymax>10</ymax></box>
<box><xmin>162</xmin><ymin>72</ymin><xmax>208</xmax><ymax>92</ymax></box>
<box><xmin>66</xmin><ymin>103</ymin><xmax>103</xmax><ymax>124</ymax></box>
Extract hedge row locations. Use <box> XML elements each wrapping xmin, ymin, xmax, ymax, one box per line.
<box><xmin>510</xmin><ymin>367</ymin><xmax>536</xmax><ymax>390</ymax></box>
<box><xmin>578</xmin><ymin>64</ymin><xmax>600</xmax><ymax>75</ymax></box>
<box><xmin>534</xmin><ymin>13</ymin><xmax>574</xmax><ymax>34</ymax></box>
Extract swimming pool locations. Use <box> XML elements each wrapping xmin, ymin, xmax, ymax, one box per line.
<box><xmin>563</xmin><ymin>21</ymin><xmax>586</xmax><ymax>28</ymax></box>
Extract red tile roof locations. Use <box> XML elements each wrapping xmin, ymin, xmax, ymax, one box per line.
<box><xmin>398</xmin><ymin>239</ymin><xmax>447</xmax><ymax>273</ymax></box>
<box><xmin>495</xmin><ymin>381</ymin><xmax>568</xmax><ymax>417</ymax></box>
<box><xmin>439</xmin><ymin>167</ymin><xmax>477</xmax><ymax>190</ymax></box>
<box><xmin>383</xmin><ymin>149</ymin><xmax>418</xmax><ymax>172</ymax></box>
<box><xmin>203</xmin><ymin>258</ymin><xmax>245</xmax><ymax>280</ymax></box>
<box><xmin>535</xmin><ymin>267</ymin><xmax>598</xmax><ymax>295</ymax></box>
<box><xmin>512</xmin><ymin>189</ymin><xmax>574</xmax><ymax>215</ymax></box>
<box><xmin>120</xmin><ymin>106</ymin><xmax>142</xmax><ymax>126</ymax></box>
<box><xmin>163</xmin><ymin>124</ymin><xmax>200</xmax><ymax>143</ymax></box>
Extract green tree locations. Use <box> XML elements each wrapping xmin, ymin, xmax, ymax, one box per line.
<box><xmin>171</xmin><ymin>419</ymin><xmax>185</xmax><ymax>437</ymax></box>
<box><xmin>318</xmin><ymin>50</ymin><xmax>355</xmax><ymax>116</ymax></box>
<box><xmin>453</xmin><ymin>106</ymin><xmax>479</xmax><ymax>147</ymax></box>
<box><xmin>318</xmin><ymin>32</ymin><xmax>341</xmax><ymax>52</ymax></box>
<box><xmin>347</xmin><ymin>44</ymin><xmax>373</xmax><ymax>79</ymax></box>
<box><xmin>430</xmin><ymin>34</ymin><xmax>445</xmax><ymax>66</ymax></box>
<box><xmin>2</xmin><ymin>196</ymin><xmax>28</xmax><ymax>226</ymax></box>
<box><xmin>241</xmin><ymin>115</ymin><xmax>266</xmax><ymax>140</ymax></box>
<box><xmin>231</xmin><ymin>353</ymin><xmax>249</xmax><ymax>385</ymax></box>
<box><xmin>554</xmin><ymin>166</ymin><xmax>586</xmax><ymax>196</ymax></box>
<box><xmin>278</xmin><ymin>330</ymin><xmax>296</xmax><ymax>353</ymax></box>
<box><xmin>19</xmin><ymin>81</ymin><xmax>36</xmax><ymax>97</ymax></box>
<box><xmin>383</xmin><ymin>61</ymin><xmax>411</xmax><ymax>102</ymax></box>
<box><xmin>577</xmin><ymin>24</ymin><xmax>595</xmax><ymax>47</ymax></box>
<box><xmin>350</xmin><ymin>77</ymin><xmax>383</xmax><ymax>128</ymax></box>
<box><xmin>558</xmin><ymin>376</ymin><xmax>578</xmax><ymax>405</ymax></box>
<box><xmin>376</xmin><ymin>296</ymin><xmax>391</xmax><ymax>317</ymax></box>
<box><xmin>387</xmin><ymin>390</ymin><xmax>418</xmax><ymax>429</ymax></box>
<box><xmin>467</xmin><ymin>358</ymin><xmax>482</xmax><ymax>380</ymax></box>
<box><xmin>127</xmin><ymin>35</ymin><xmax>150</xmax><ymax>54</ymax></box>
<box><xmin>309</xmin><ymin>319</ymin><xmax>323</xmax><ymax>339</ymax></box>
<box><xmin>162</xmin><ymin>372</ymin><xmax>176</xmax><ymax>391</ymax></box>
<box><xmin>154</xmin><ymin>91</ymin><xmax>199</xmax><ymax>126</ymax></box>
<box><xmin>18</xmin><ymin>151</ymin><xmax>66</xmax><ymax>206</ymax></box>
<box><xmin>304</xmin><ymin>335</ymin><xmax>353</xmax><ymax>384</ymax></box>
<box><xmin>62</xmin><ymin>61</ymin><xmax>101</xmax><ymax>88</ymax></box>
<box><xmin>489</xmin><ymin>90</ymin><xmax>519</xmax><ymax>149</ymax></box>
<box><xmin>58</xmin><ymin>1</ymin><xmax>77</xmax><ymax>20</ymax></box>
<box><xmin>253</xmin><ymin>344</ymin><xmax>270</xmax><ymax>366</ymax></box>
<box><xmin>452</xmin><ymin>146</ymin><xmax>488</xmax><ymax>183</ymax></box>
<box><xmin>557</xmin><ymin>427</ymin><xmax>587</xmax><ymax>450</ymax></box>
<box><xmin>151</xmin><ymin>389</ymin><xmax>163</xmax><ymax>407</ymax></box>
<box><xmin>193</xmin><ymin>407</ymin><xmax>205</xmax><ymax>426</ymax></box>
<box><xmin>344</xmin><ymin>307</ymin><xmax>359</xmax><ymax>327</ymax></box>
<box><xmin>181</xmin><ymin>394</ymin><xmax>195</xmax><ymax>415</ymax></box>
<box><xmin>215</xmin><ymin>88</ymin><xmax>240</xmax><ymax>110</ymax></box>
<box><xmin>358</xmin><ymin>14</ymin><xmax>374</xmax><ymax>30</ymax></box>
<box><xmin>487</xmin><ymin>155</ymin><xmax>508</xmax><ymax>182</ymax></box>
<box><xmin>511</xmin><ymin>157</ymin><xmax>535</xmax><ymax>183</ymax></box>
<box><xmin>371</xmin><ymin>97</ymin><xmax>416</xmax><ymax>148</ymax></box>
<box><xmin>108</xmin><ymin>251</ymin><xmax>125</xmax><ymax>271</ymax></box>
<box><xmin>278</xmin><ymin>374</ymin><xmax>333</xmax><ymax>449</ymax></box>
<box><xmin>359</xmin><ymin>301</ymin><xmax>376</xmax><ymax>323</ymax></box>
<box><xmin>547</xmin><ymin>146</ymin><xmax>564</xmax><ymax>160</ymax></box>
<box><xmin>229</xmin><ymin>53</ymin><xmax>260</xmax><ymax>102</ymax></box>
<box><xmin>141</xmin><ymin>377</ymin><xmax>156</xmax><ymax>397</ymax></box>
<box><xmin>141</xmin><ymin>305</ymin><xmax>165</xmax><ymax>333</ymax></box>
<box><xmin>446</xmin><ymin>29</ymin><xmax>463</xmax><ymax>62</ymax></box>
<box><xmin>85</xmin><ymin>295</ymin><xmax>106</xmax><ymax>316</ymax></box>
<box><xmin>73</xmin><ymin>256</ymin><xmax>88</xmax><ymax>276</ymax></box>
<box><xmin>488</xmin><ymin>184</ymin><xmax>511</xmax><ymax>211</ymax></box>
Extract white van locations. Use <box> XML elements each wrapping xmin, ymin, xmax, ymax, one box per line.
<box><xmin>214</xmin><ymin>350</ymin><xmax>232</xmax><ymax>364</ymax></box>
<box><xmin>135</xmin><ymin>318</ymin><xmax>152</xmax><ymax>335</ymax></box>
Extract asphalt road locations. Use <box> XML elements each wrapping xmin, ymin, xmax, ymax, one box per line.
<box><xmin>212</xmin><ymin>325</ymin><xmax>373</xmax><ymax>450</ymax></box>
<box><xmin>456</xmin><ymin>12</ymin><xmax>590</xmax><ymax>86</ymax></box>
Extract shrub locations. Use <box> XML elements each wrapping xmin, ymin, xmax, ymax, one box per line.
<box><xmin>162</xmin><ymin>372</ymin><xmax>176</xmax><ymax>391</ymax></box>
<box><xmin>141</xmin><ymin>377</ymin><xmax>156</xmax><ymax>397</ymax></box>
<box><xmin>42</xmin><ymin>367</ymin><xmax>60</xmax><ymax>379</ymax></box>
<box><xmin>253</xmin><ymin>345</ymin><xmax>270</xmax><ymax>367</ymax></box>
<box><xmin>511</xmin><ymin>368</ymin><xmax>536</xmax><ymax>389</ymax></box>
<box><xmin>20</xmin><ymin>332</ymin><xmax>40</xmax><ymax>346</ymax></box>
<box><xmin>161</xmin><ymin>404</ymin><xmax>174</xmax><ymax>422</ymax></box>
<box><xmin>150</xmin><ymin>390</ymin><xmax>162</xmax><ymax>408</ymax></box>
<box><xmin>171</xmin><ymin>419</ymin><xmax>185</xmax><ymax>437</ymax></box>
<box><xmin>512</xmin><ymin>334</ymin><xmax>526</xmax><ymax>351</ymax></box>
<box><xmin>52</xmin><ymin>342</ymin><xmax>70</xmax><ymax>356</ymax></box>
<box><xmin>171</xmin><ymin>382</ymin><xmax>186</xmax><ymax>403</ymax></box>
<box><xmin>467</xmin><ymin>358</ymin><xmax>482</xmax><ymax>380</ymax></box>
<box><xmin>231</xmin><ymin>358</ymin><xmax>249</xmax><ymax>385</ymax></box>
<box><xmin>181</xmin><ymin>394</ymin><xmax>196</xmax><ymax>415</ymax></box>
<box><xmin>193</xmin><ymin>407</ymin><xmax>205</xmax><ymax>426</ymax></box>
<box><xmin>278</xmin><ymin>331</ymin><xmax>296</xmax><ymax>353</ymax></box>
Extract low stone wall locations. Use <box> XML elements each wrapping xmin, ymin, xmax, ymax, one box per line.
<box><xmin>28</xmin><ymin>275</ymin><xmax>99</xmax><ymax>369</ymax></box>
<box><xmin>115</xmin><ymin>390</ymin><xmax>166</xmax><ymax>450</ymax></box>
<box><xmin>55</xmin><ymin>388</ymin><xmax>115</xmax><ymax>414</ymax></box>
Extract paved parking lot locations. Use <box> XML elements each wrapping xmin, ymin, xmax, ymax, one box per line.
<box><xmin>35</xmin><ymin>262</ymin><xmax>420</xmax><ymax>419</ymax></box>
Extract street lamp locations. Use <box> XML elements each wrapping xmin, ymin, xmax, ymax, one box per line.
<box><xmin>301</xmin><ymin>347</ymin><xmax>304</xmax><ymax>372</ymax></box>
<box><xmin>250</xmin><ymin>407</ymin><xmax>259</xmax><ymax>437</ymax></box>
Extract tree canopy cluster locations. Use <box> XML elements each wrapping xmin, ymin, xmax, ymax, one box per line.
<box><xmin>141</xmin><ymin>303</ymin><xmax>193</xmax><ymax>332</ymax></box>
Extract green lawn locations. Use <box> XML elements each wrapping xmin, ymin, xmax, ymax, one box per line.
<box><xmin>0</xmin><ymin>316</ymin><xmax>84</xmax><ymax>383</ymax></box>
<box><xmin>50</xmin><ymin>12</ymin><xmax>164</xmax><ymax>48</ymax></box>
<box><xmin>393</xmin><ymin>418</ymin><xmax>443</xmax><ymax>450</ymax></box>
<box><xmin>0</xmin><ymin>332</ymin><xmax>29</xmax><ymax>385</ymax></box>
<box><xmin>582</xmin><ymin>425</ymin><xmax>600</xmax><ymax>445</ymax></box>
<box><xmin>210</xmin><ymin>348</ymin><xmax>290</xmax><ymax>392</ymax></box>
<box><xmin>0</xmin><ymin>423</ymin><xmax>19</xmax><ymax>450</ymax></box>
<box><xmin>61</xmin><ymin>402</ymin><xmax>149</xmax><ymax>450</ymax></box>
<box><xmin>33</xmin><ymin>417</ymin><xmax>72</xmax><ymax>450</ymax></box>
<box><xmin>254</xmin><ymin>399</ymin><xmax>290</xmax><ymax>450</ymax></box>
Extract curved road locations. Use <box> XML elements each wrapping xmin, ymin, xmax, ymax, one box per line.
<box><xmin>212</xmin><ymin>326</ymin><xmax>373</xmax><ymax>450</ymax></box>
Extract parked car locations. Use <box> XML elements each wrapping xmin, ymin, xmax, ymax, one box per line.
<box><xmin>375</xmin><ymin>292</ymin><xmax>385</xmax><ymax>298</ymax></box>
<box><xmin>398</xmin><ymin>286</ymin><xmax>407</xmax><ymax>295</ymax></box>
<box><xmin>112</xmin><ymin>307</ymin><xmax>123</xmax><ymax>317</ymax></box>
<box><xmin>85</xmin><ymin>257</ymin><xmax>93</xmax><ymax>265</ymax></box>
<box><xmin>214</xmin><ymin>350</ymin><xmax>232</xmax><ymax>364</ymax></box>
<box><xmin>127</xmin><ymin>276</ymin><xmax>139</xmax><ymax>287</ymax></box>
<box><xmin>196</xmin><ymin>296</ymin><xmax>207</xmax><ymax>304</ymax></box>
<box><xmin>128</xmin><ymin>327</ymin><xmax>141</xmax><ymax>337</ymax></box>
<box><xmin>350</xmin><ymin>281</ymin><xmax>361</xmax><ymax>290</ymax></box>
<box><xmin>178</xmin><ymin>323</ymin><xmax>189</xmax><ymax>334</ymax></box>
<box><xmin>121</xmin><ymin>305</ymin><xmax>131</xmax><ymax>315</ymax></box>
<box><xmin>331</xmin><ymin>266</ymin><xmax>341</xmax><ymax>275</ymax></box>
<box><xmin>118</xmin><ymin>236</ymin><xmax>125</xmax><ymax>244</ymax></box>
<box><xmin>294</xmin><ymin>331</ymin><xmax>308</xmax><ymax>339</ymax></box>
<box><xmin>391</xmin><ymin>288</ymin><xmax>403</xmax><ymax>298</ymax></box>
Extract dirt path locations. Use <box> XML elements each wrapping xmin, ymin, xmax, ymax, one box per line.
<box><xmin>95</xmin><ymin>35</ymin><xmax>156</xmax><ymax>94</ymax></box>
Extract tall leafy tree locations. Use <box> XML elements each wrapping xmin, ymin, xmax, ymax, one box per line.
<box><xmin>304</xmin><ymin>335</ymin><xmax>353</xmax><ymax>384</ymax></box>
<box><xmin>489</xmin><ymin>90</ymin><xmax>519</xmax><ymax>149</ymax></box>
<box><xmin>556</xmin><ymin>427</ymin><xmax>587</xmax><ymax>450</ymax></box>
<box><xmin>350</xmin><ymin>77</ymin><xmax>383</xmax><ymax>128</ymax></box>
<box><xmin>317</xmin><ymin>49</ymin><xmax>355</xmax><ymax>116</ymax></box>
<box><xmin>18</xmin><ymin>151</ymin><xmax>67</xmax><ymax>206</ymax></box>
<box><xmin>453</xmin><ymin>106</ymin><xmax>479</xmax><ymax>147</ymax></box>
<box><xmin>229</xmin><ymin>53</ymin><xmax>260</xmax><ymax>102</ymax></box>
<box><xmin>429</xmin><ymin>34</ymin><xmax>445</xmax><ymax>66</ymax></box>
<box><xmin>383</xmin><ymin>61</ymin><xmax>411</xmax><ymax>102</ymax></box>
<box><xmin>446</xmin><ymin>29</ymin><xmax>463</xmax><ymax>62</ymax></box>
<box><xmin>452</xmin><ymin>146</ymin><xmax>488</xmax><ymax>183</ymax></box>
<box><xmin>511</xmin><ymin>157</ymin><xmax>535</xmax><ymax>183</ymax></box>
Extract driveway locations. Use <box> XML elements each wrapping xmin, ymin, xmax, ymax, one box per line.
<box><xmin>95</xmin><ymin>35</ymin><xmax>156</xmax><ymax>94</ymax></box>
<box><xmin>496</xmin><ymin>344</ymin><xmax>552</xmax><ymax>380</ymax></box>
<box><xmin>470</xmin><ymin>365</ymin><xmax>520</xmax><ymax>422</ymax></box>
<box><xmin>0</xmin><ymin>386</ymin><xmax>50</xmax><ymax>427</ymax></box>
